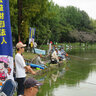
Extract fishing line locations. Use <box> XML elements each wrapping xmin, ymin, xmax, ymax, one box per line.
<box><xmin>62</xmin><ymin>69</ymin><xmax>96</xmax><ymax>86</ymax></box>
<box><xmin>69</xmin><ymin>55</ymin><xmax>88</xmax><ymax>60</ymax></box>
<box><xmin>82</xmin><ymin>81</ymin><xmax>96</xmax><ymax>85</ymax></box>
<box><xmin>69</xmin><ymin>54</ymin><xmax>95</xmax><ymax>60</ymax></box>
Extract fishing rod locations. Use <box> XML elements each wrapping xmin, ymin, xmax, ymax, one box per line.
<box><xmin>39</xmin><ymin>39</ymin><xmax>46</xmax><ymax>49</ymax></box>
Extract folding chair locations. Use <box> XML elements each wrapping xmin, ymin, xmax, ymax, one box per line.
<box><xmin>0</xmin><ymin>79</ymin><xmax>17</xmax><ymax>96</ymax></box>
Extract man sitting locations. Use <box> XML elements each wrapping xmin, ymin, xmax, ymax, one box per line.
<box><xmin>58</xmin><ymin>48</ymin><xmax>66</xmax><ymax>60</ymax></box>
<box><xmin>36</xmin><ymin>54</ymin><xmax>45</xmax><ymax>67</ymax></box>
<box><xmin>51</xmin><ymin>48</ymin><xmax>59</xmax><ymax>64</ymax></box>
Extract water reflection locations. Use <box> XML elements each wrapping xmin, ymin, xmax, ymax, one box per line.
<box><xmin>37</xmin><ymin>49</ymin><xmax>96</xmax><ymax>96</ymax></box>
<box><xmin>51</xmin><ymin>67</ymin><xmax>67</xmax><ymax>82</ymax></box>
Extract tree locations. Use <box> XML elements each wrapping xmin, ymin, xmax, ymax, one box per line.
<box><xmin>9</xmin><ymin>0</ymin><xmax>18</xmax><ymax>45</ymax></box>
<box><xmin>17</xmin><ymin>0</ymin><xmax>22</xmax><ymax>41</ymax></box>
<box><xmin>9</xmin><ymin>0</ymin><xmax>96</xmax><ymax>44</ymax></box>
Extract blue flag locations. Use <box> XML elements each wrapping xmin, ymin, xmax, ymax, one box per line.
<box><xmin>29</xmin><ymin>27</ymin><xmax>36</xmax><ymax>44</ymax></box>
<box><xmin>32</xmin><ymin>28</ymin><xmax>35</xmax><ymax>39</ymax></box>
<box><xmin>0</xmin><ymin>0</ymin><xmax>13</xmax><ymax>56</ymax></box>
<box><xmin>0</xmin><ymin>0</ymin><xmax>14</xmax><ymax>85</ymax></box>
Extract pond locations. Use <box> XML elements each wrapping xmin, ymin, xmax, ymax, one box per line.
<box><xmin>37</xmin><ymin>49</ymin><xmax>96</xmax><ymax>96</ymax></box>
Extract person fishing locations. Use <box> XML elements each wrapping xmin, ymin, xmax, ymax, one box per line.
<box><xmin>51</xmin><ymin>48</ymin><xmax>59</xmax><ymax>64</ymax></box>
<box><xmin>36</xmin><ymin>54</ymin><xmax>45</xmax><ymax>67</ymax></box>
<box><xmin>15</xmin><ymin>41</ymin><xmax>36</xmax><ymax>96</ymax></box>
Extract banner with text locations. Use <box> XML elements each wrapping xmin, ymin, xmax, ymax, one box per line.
<box><xmin>0</xmin><ymin>0</ymin><xmax>13</xmax><ymax>87</ymax></box>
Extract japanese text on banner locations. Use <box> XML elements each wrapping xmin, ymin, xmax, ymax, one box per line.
<box><xmin>0</xmin><ymin>0</ymin><xmax>7</xmax><ymax>44</ymax></box>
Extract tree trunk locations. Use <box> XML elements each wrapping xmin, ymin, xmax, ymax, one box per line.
<box><xmin>18</xmin><ymin>0</ymin><xmax>22</xmax><ymax>41</ymax></box>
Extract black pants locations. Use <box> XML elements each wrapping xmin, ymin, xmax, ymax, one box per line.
<box><xmin>16</xmin><ymin>77</ymin><xmax>26</xmax><ymax>95</ymax></box>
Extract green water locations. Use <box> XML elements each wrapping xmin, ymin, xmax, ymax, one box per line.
<box><xmin>37</xmin><ymin>49</ymin><xmax>96</xmax><ymax>96</ymax></box>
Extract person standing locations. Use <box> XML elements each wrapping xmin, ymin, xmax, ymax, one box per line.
<box><xmin>48</xmin><ymin>41</ymin><xmax>52</xmax><ymax>55</ymax></box>
<box><xmin>15</xmin><ymin>42</ymin><xmax>36</xmax><ymax>96</ymax></box>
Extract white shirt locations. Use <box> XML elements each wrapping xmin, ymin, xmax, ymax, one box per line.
<box><xmin>51</xmin><ymin>51</ymin><xmax>59</xmax><ymax>62</ymax></box>
<box><xmin>58</xmin><ymin>50</ymin><xmax>62</xmax><ymax>55</ymax></box>
<box><xmin>15</xmin><ymin>53</ymin><xmax>26</xmax><ymax>78</ymax></box>
<box><xmin>36</xmin><ymin>56</ymin><xmax>44</xmax><ymax>65</ymax></box>
<box><xmin>34</xmin><ymin>42</ymin><xmax>37</xmax><ymax>48</ymax></box>
<box><xmin>49</xmin><ymin>43</ymin><xmax>51</xmax><ymax>51</ymax></box>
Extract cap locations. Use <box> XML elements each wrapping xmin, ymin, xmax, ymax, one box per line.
<box><xmin>24</xmin><ymin>78</ymin><xmax>43</xmax><ymax>89</ymax></box>
<box><xmin>16</xmin><ymin>41</ymin><xmax>26</xmax><ymax>48</ymax></box>
<box><xmin>50</xmin><ymin>41</ymin><xmax>52</xmax><ymax>44</ymax></box>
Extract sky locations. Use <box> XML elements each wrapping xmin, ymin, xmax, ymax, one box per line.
<box><xmin>52</xmin><ymin>0</ymin><xmax>96</xmax><ymax>20</ymax></box>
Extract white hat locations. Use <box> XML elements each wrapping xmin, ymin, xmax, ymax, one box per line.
<box><xmin>16</xmin><ymin>42</ymin><xmax>26</xmax><ymax>48</ymax></box>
